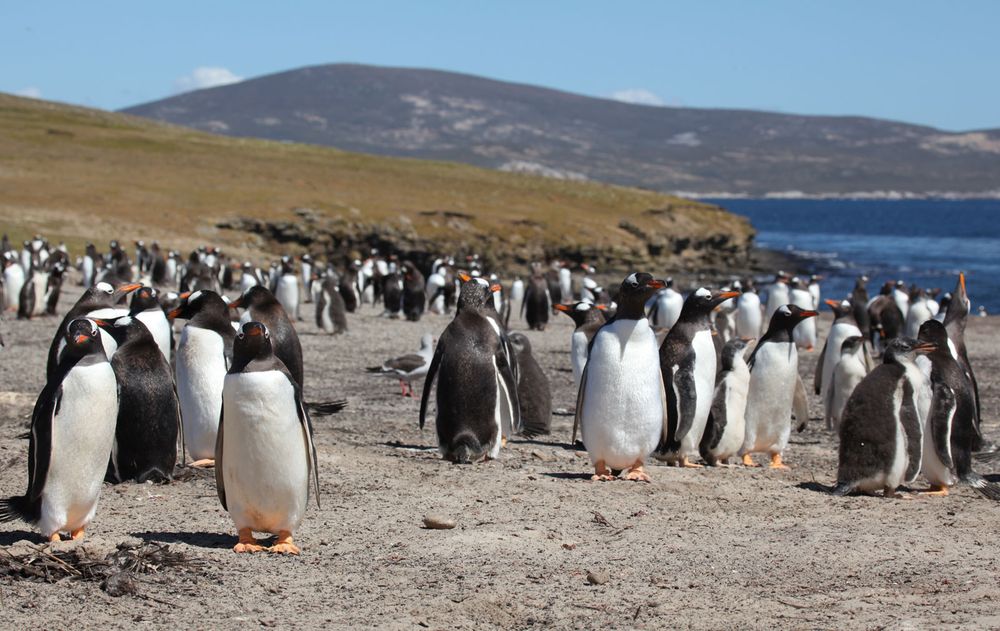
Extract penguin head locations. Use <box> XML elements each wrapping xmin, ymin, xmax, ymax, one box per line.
<box><xmin>86</xmin><ymin>281</ymin><xmax>142</xmax><ymax>307</ymax></box>
<box><xmin>456</xmin><ymin>273</ymin><xmax>498</xmax><ymax>311</ymax></box>
<box><xmin>720</xmin><ymin>337</ymin><xmax>754</xmax><ymax>371</ymax></box>
<box><xmin>825</xmin><ymin>298</ymin><xmax>853</xmax><ymax>319</ymax></box>
<box><xmin>93</xmin><ymin>315</ymin><xmax>147</xmax><ymax>345</ymax></box>
<box><xmin>943</xmin><ymin>272</ymin><xmax>970</xmax><ymax>326</ymax></box>
<box><xmin>840</xmin><ymin>335</ymin><xmax>865</xmax><ymax>356</ymax></box>
<box><xmin>508</xmin><ymin>332</ymin><xmax>532</xmax><ymax>356</ymax></box>
<box><xmin>917</xmin><ymin>319</ymin><xmax>949</xmax><ymax>349</ymax></box>
<box><xmin>766</xmin><ymin>304</ymin><xmax>818</xmax><ymax>332</ymax></box>
<box><xmin>167</xmin><ymin>289</ymin><xmax>227</xmax><ymax>321</ymax></box>
<box><xmin>683</xmin><ymin>287</ymin><xmax>741</xmax><ymax>319</ymax></box>
<box><xmin>234</xmin><ymin>321</ymin><xmax>273</xmax><ymax>362</ymax></box>
<box><xmin>128</xmin><ymin>286</ymin><xmax>160</xmax><ymax>314</ymax></box>
<box><xmin>554</xmin><ymin>301</ymin><xmax>603</xmax><ymax>326</ymax></box>
<box><xmin>64</xmin><ymin>318</ymin><xmax>103</xmax><ymax>356</ymax></box>
<box><xmin>230</xmin><ymin>285</ymin><xmax>277</xmax><ymax>312</ymax></box>
<box><xmin>883</xmin><ymin>336</ymin><xmax>936</xmax><ymax>365</ymax></box>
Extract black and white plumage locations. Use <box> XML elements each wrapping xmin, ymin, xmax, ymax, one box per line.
<box><xmin>216</xmin><ymin>321</ymin><xmax>319</xmax><ymax>555</ymax></box>
<box><xmin>522</xmin><ymin>269</ymin><xmax>551</xmax><ymax>332</ymax></box>
<box><xmin>508</xmin><ymin>333</ymin><xmax>552</xmax><ymax>438</ymax></box>
<box><xmin>0</xmin><ymin>319</ymin><xmax>119</xmax><ymax>541</ymax></box>
<box><xmin>367</xmin><ymin>333</ymin><xmax>434</xmax><ymax>397</ymax></box>
<box><xmin>700</xmin><ymin>337</ymin><xmax>753</xmax><ymax>466</ymax></box>
<box><xmin>315</xmin><ymin>274</ymin><xmax>348</xmax><ymax>334</ymax></box>
<box><xmin>943</xmin><ymin>273</ymin><xmax>985</xmax><ymax>451</ymax></box>
<box><xmin>420</xmin><ymin>275</ymin><xmax>521</xmax><ymax>463</ymax></box>
<box><xmin>230</xmin><ymin>285</ymin><xmax>304</xmax><ymax>389</ymax></box>
<box><xmin>129</xmin><ymin>286</ymin><xmax>173</xmax><ymax>364</ymax></box>
<box><xmin>554</xmin><ymin>301</ymin><xmax>607</xmax><ymax>391</ymax></box>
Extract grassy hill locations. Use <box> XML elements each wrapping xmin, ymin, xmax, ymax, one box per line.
<box><xmin>0</xmin><ymin>93</ymin><xmax>754</xmax><ymax>272</ymax></box>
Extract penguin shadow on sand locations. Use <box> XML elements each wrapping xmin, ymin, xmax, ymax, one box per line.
<box><xmin>132</xmin><ymin>529</ymin><xmax>233</xmax><ymax>550</ymax></box>
<box><xmin>0</xmin><ymin>529</ymin><xmax>43</xmax><ymax>546</ymax></box>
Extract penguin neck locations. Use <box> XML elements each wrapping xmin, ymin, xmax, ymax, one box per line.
<box><xmin>614</xmin><ymin>296</ymin><xmax>648</xmax><ymax>320</ymax></box>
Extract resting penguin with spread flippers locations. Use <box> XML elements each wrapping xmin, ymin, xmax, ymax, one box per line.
<box><xmin>917</xmin><ymin>320</ymin><xmax>1000</xmax><ymax>500</ymax></box>
<box><xmin>554</xmin><ymin>301</ymin><xmax>607</xmax><ymax>391</ymax></box>
<box><xmin>832</xmin><ymin>337</ymin><xmax>931</xmax><ymax>498</ymax></box>
<box><xmin>46</xmin><ymin>281</ymin><xmax>142</xmax><ymax>380</ymax></box>
<box><xmin>128</xmin><ymin>286</ymin><xmax>173</xmax><ymax>364</ymax></box>
<box><xmin>740</xmin><ymin>305</ymin><xmax>818</xmax><ymax>469</ymax></box>
<box><xmin>508</xmin><ymin>333</ymin><xmax>552</xmax><ymax>438</ymax></box>
<box><xmin>229</xmin><ymin>285</ymin><xmax>304</xmax><ymax>389</ymax></box>
<box><xmin>0</xmin><ymin>319</ymin><xmax>118</xmax><ymax>541</ymax></box>
<box><xmin>420</xmin><ymin>275</ymin><xmax>521</xmax><ymax>463</ymax></box>
<box><xmin>828</xmin><ymin>335</ymin><xmax>867</xmax><ymax>431</ymax></box>
<box><xmin>655</xmin><ymin>287</ymin><xmax>740</xmax><ymax>467</ymax></box>
<box><xmin>217</xmin><ymin>321</ymin><xmax>320</xmax><ymax>554</ymax></box>
<box><xmin>575</xmin><ymin>273</ymin><xmax>666</xmax><ymax>481</ymax></box>
<box><xmin>699</xmin><ymin>337</ymin><xmax>753</xmax><ymax>466</ymax></box>
<box><xmin>95</xmin><ymin>316</ymin><xmax>180</xmax><ymax>483</ymax></box>
<box><xmin>942</xmin><ymin>273</ymin><xmax>986</xmax><ymax>451</ymax></box>
<box><xmin>170</xmin><ymin>290</ymin><xmax>234</xmax><ymax>467</ymax></box>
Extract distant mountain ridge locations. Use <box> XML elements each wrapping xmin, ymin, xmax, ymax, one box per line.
<box><xmin>123</xmin><ymin>63</ymin><xmax>1000</xmax><ymax>197</ymax></box>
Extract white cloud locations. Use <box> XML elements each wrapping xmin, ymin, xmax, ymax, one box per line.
<box><xmin>610</xmin><ymin>88</ymin><xmax>665</xmax><ymax>107</ymax></box>
<box><xmin>172</xmin><ymin>66</ymin><xmax>243</xmax><ymax>94</ymax></box>
<box><xmin>15</xmin><ymin>86</ymin><xmax>42</xmax><ymax>99</ymax></box>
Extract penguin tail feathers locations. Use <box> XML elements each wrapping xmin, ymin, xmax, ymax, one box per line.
<box><xmin>0</xmin><ymin>495</ymin><xmax>37</xmax><ymax>524</ymax></box>
<box><xmin>963</xmin><ymin>473</ymin><xmax>1000</xmax><ymax>502</ymax></box>
<box><xmin>305</xmin><ymin>399</ymin><xmax>349</xmax><ymax>417</ymax></box>
<box><xmin>447</xmin><ymin>433</ymin><xmax>484</xmax><ymax>464</ymax></box>
<box><xmin>973</xmin><ymin>450</ymin><xmax>1000</xmax><ymax>464</ymax></box>
<box><xmin>829</xmin><ymin>482</ymin><xmax>855</xmax><ymax>496</ymax></box>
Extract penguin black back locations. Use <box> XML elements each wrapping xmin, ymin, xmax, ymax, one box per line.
<box><xmin>508</xmin><ymin>333</ymin><xmax>552</xmax><ymax>438</ymax></box>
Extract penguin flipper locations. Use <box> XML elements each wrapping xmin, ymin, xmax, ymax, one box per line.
<box><xmin>963</xmin><ymin>472</ymin><xmax>1000</xmax><ymax>502</ymax></box>
<box><xmin>814</xmin><ymin>339</ymin><xmax>828</xmax><ymax>395</ymax></box>
<box><xmin>899</xmin><ymin>381</ymin><xmax>923</xmax><ymax>483</ymax></box>
<box><xmin>214</xmin><ymin>405</ymin><xmax>227</xmax><ymax>511</ymax></box>
<box><xmin>495</xmin><ymin>334</ymin><xmax>522</xmax><ymax>435</ymax></box>
<box><xmin>572</xmin><ymin>361</ymin><xmax>590</xmax><ymax>445</ymax></box>
<box><xmin>667</xmin><ymin>354</ymin><xmax>698</xmax><ymax>452</ymax></box>
<box><xmin>419</xmin><ymin>342</ymin><xmax>444</xmax><ymax>430</ymax></box>
<box><xmin>928</xmin><ymin>382</ymin><xmax>956</xmax><ymax>472</ymax></box>
<box><xmin>296</xmin><ymin>399</ymin><xmax>321</xmax><ymax>509</ymax></box>
<box><xmin>792</xmin><ymin>375</ymin><xmax>809</xmax><ymax>433</ymax></box>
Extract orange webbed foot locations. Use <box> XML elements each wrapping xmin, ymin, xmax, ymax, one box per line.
<box><xmin>769</xmin><ymin>453</ymin><xmax>790</xmax><ymax>470</ymax></box>
<box><xmin>268</xmin><ymin>531</ymin><xmax>301</xmax><ymax>555</ymax></box>
<box><xmin>234</xmin><ymin>528</ymin><xmax>265</xmax><ymax>553</ymax></box>
<box><xmin>190</xmin><ymin>459</ymin><xmax>216</xmax><ymax>468</ymax></box>
<box><xmin>624</xmin><ymin>461</ymin><xmax>651</xmax><ymax>483</ymax></box>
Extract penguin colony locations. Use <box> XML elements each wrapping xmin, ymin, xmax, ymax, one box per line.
<box><xmin>0</xmin><ymin>235</ymin><xmax>997</xmax><ymax>557</ymax></box>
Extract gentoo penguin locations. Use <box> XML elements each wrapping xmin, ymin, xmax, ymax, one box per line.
<box><xmin>239</xmin><ymin>262</ymin><xmax>261</xmax><ymax>293</ymax></box>
<box><xmin>546</xmin><ymin>265</ymin><xmax>563</xmax><ymax>307</ymax></box>
<box><xmin>580</xmin><ymin>265</ymin><xmax>600</xmax><ymax>304</ymax></box>
<box><xmin>554</xmin><ymin>301</ymin><xmax>607</xmax><ymax>391</ymax></box>
<box><xmin>229</xmin><ymin>285</ymin><xmax>304</xmax><ymax>389</ymax></box>
<box><xmin>45</xmin><ymin>281</ymin><xmax>141</xmax><ymax>380</ymax></box>
<box><xmin>0</xmin><ymin>319</ymin><xmax>118</xmax><ymax>541</ymax></box>
<box><xmin>868</xmin><ymin>289</ymin><xmax>904</xmax><ymax>355</ymax></box>
<box><xmin>942</xmin><ymin>273</ymin><xmax>984</xmax><ymax>450</ymax></box>
<box><xmin>275</xmin><ymin>256</ymin><xmax>300</xmax><ymax>321</ymax></box>
<box><xmin>807</xmin><ymin>275</ymin><xmax>823</xmax><ymax>310</ymax></box>
<box><xmin>850</xmin><ymin>275</ymin><xmax>872</xmax><ymax>339</ymax></box>
<box><xmin>523</xmin><ymin>266</ymin><xmax>551</xmax><ymax>331</ymax></box>
<box><xmin>44</xmin><ymin>261</ymin><xmax>66</xmax><ymax>316</ymax></box>
<box><xmin>734</xmin><ymin>281</ymin><xmax>763</xmax><ymax>340</ymax></box>
<box><xmin>16</xmin><ymin>264</ymin><xmax>37</xmax><ymax>320</ymax></box>
<box><xmin>339</xmin><ymin>264</ymin><xmax>360</xmax><ymax>313</ymax></box>
<box><xmin>506</xmin><ymin>277</ymin><xmax>525</xmax><ymax>326</ymax></box>
<box><xmin>426</xmin><ymin>266</ymin><xmax>447</xmax><ymax>315</ymax></box>
<box><xmin>419</xmin><ymin>276</ymin><xmax>520</xmax><ymax>463</ymax></box>
<box><xmin>95</xmin><ymin>316</ymin><xmax>179</xmax><ymax>483</ymax></box>
<box><xmin>656</xmin><ymin>287</ymin><xmax>740</xmax><ymax>467</ymax></box>
<box><xmin>740</xmin><ymin>304</ymin><xmax>818</xmax><ymax>469</ymax></box>
<box><xmin>815</xmin><ymin>299</ymin><xmax>866</xmax><ymax>430</ymax></box>
<box><xmin>763</xmin><ymin>272</ymin><xmax>790</xmax><ymax>324</ymax></box>
<box><xmin>2</xmin><ymin>255</ymin><xmax>24</xmax><ymax>312</ymax></box>
<box><xmin>648</xmin><ymin>278</ymin><xmax>683</xmax><ymax>330</ymax></box>
<box><xmin>401</xmin><ymin>262</ymin><xmax>426</xmax><ymax>322</ymax></box>
<box><xmin>828</xmin><ymin>335</ymin><xmax>867</xmax><ymax>431</ymax></box>
<box><xmin>81</xmin><ymin>243</ymin><xmax>98</xmax><ymax>288</ymax></box>
<box><xmin>576</xmin><ymin>273</ymin><xmax>666</xmax><ymax>481</ymax></box>
<box><xmin>367</xmin><ymin>333</ymin><xmax>434</xmax><ymax>397</ymax></box>
<box><xmin>789</xmin><ymin>277</ymin><xmax>818</xmax><ymax>350</ymax></box>
<box><xmin>832</xmin><ymin>337</ymin><xmax>931</xmax><ymax>498</ymax></box>
<box><xmin>315</xmin><ymin>274</ymin><xmax>348</xmax><ymax>335</ymax></box>
<box><xmin>508</xmin><ymin>333</ymin><xmax>552</xmax><ymax>438</ymax></box>
<box><xmin>300</xmin><ymin>255</ymin><xmax>313</xmax><ymax>303</ymax></box>
<box><xmin>892</xmin><ymin>280</ymin><xmax>910</xmax><ymax>320</ymax></box>
<box><xmin>170</xmin><ymin>290</ymin><xmax>234</xmax><ymax>467</ymax></box>
<box><xmin>129</xmin><ymin>286</ymin><xmax>172</xmax><ymax>364</ymax></box>
<box><xmin>699</xmin><ymin>337</ymin><xmax>753</xmax><ymax>466</ymax></box>
<box><xmin>905</xmin><ymin>288</ymin><xmax>935</xmax><ymax>338</ymax></box>
<box><xmin>217</xmin><ymin>321</ymin><xmax>319</xmax><ymax>554</ymax></box>
<box><xmin>558</xmin><ymin>263</ymin><xmax>572</xmax><ymax>302</ymax></box>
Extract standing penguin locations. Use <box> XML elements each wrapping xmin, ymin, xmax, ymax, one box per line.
<box><xmin>905</xmin><ymin>288</ymin><xmax>934</xmax><ymax>338</ymax></box>
<box><xmin>917</xmin><ymin>320</ymin><xmax>1000</xmax><ymax>499</ymax></box>
<box><xmin>807</xmin><ymin>275</ymin><xmax>823</xmax><ymax>310</ymax></box>
<box><xmin>832</xmin><ymin>337</ymin><xmax>930</xmax><ymax>498</ymax></box>
<box><xmin>229</xmin><ymin>285</ymin><xmax>304</xmax><ymax>389</ymax></box>
<box><xmin>3</xmin><ymin>255</ymin><xmax>25</xmax><ymax>312</ymax></box>
<box><xmin>217</xmin><ymin>321</ymin><xmax>319</xmax><ymax>554</ymax></box>
<box><xmin>734</xmin><ymin>282</ymin><xmax>763</xmax><ymax>340</ymax></box>
<box><xmin>419</xmin><ymin>276</ymin><xmax>521</xmax><ymax>463</ymax></box>
<box><xmin>129</xmin><ymin>286</ymin><xmax>173</xmax><ymax>364</ymax></box>
<box><xmin>508</xmin><ymin>333</ymin><xmax>552</xmax><ymax>438</ymax></box>
<box><xmin>401</xmin><ymin>261</ymin><xmax>426</xmax><ymax>322</ymax></box>
<box><xmin>523</xmin><ymin>267</ymin><xmax>551</xmax><ymax>331</ymax></box>
<box><xmin>300</xmin><ymin>255</ymin><xmax>313</xmax><ymax>303</ymax></box>
<box><xmin>942</xmin><ymin>273</ymin><xmax>984</xmax><ymax>450</ymax></box>
<box><xmin>656</xmin><ymin>287</ymin><xmax>740</xmax><ymax>467</ymax></box>
<box><xmin>828</xmin><ymin>335</ymin><xmax>867</xmax><ymax>431</ymax></box>
<box><xmin>763</xmin><ymin>272</ymin><xmax>790</xmax><ymax>324</ymax></box>
<box><xmin>789</xmin><ymin>277</ymin><xmax>818</xmax><ymax>350</ymax></box>
<box><xmin>553</xmin><ymin>301</ymin><xmax>607</xmax><ymax>391</ymax></box>
<box><xmin>315</xmin><ymin>273</ymin><xmax>348</xmax><ymax>335</ymax></box>
<box><xmin>576</xmin><ymin>273</ymin><xmax>666</xmax><ymax>481</ymax></box>
<box><xmin>339</xmin><ymin>264</ymin><xmax>360</xmax><ymax>313</ymax></box>
<box><xmin>95</xmin><ymin>316</ymin><xmax>179</xmax><ymax>483</ymax></box>
<box><xmin>46</xmin><ymin>281</ymin><xmax>142</xmax><ymax>380</ymax></box>
<box><xmin>0</xmin><ymin>319</ymin><xmax>119</xmax><ymax>541</ymax></box>
<box><xmin>648</xmin><ymin>278</ymin><xmax>684</xmax><ymax>330</ymax></box>
<box><xmin>170</xmin><ymin>290</ymin><xmax>234</xmax><ymax>467</ymax></box>
<box><xmin>740</xmin><ymin>305</ymin><xmax>818</xmax><ymax>469</ymax></box>
<box><xmin>816</xmin><ymin>299</ymin><xmax>867</xmax><ymax>430</ymax></box>
<box><xmin>699</xmin><ymin>337</ymin><xmax>753</xmax><ymax>466</ymax></box>
<box><xmin>275</xmin><ymin>256</ymin><xmax>300</xmax><ymax>321</ymax></box>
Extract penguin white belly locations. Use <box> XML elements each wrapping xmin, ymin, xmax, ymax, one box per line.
<box><xmin>743</xmin><ymin>342</ymin><xmax>798</xmax><ymax>454</ymax></box>
<box><xmin>39</xmin><ymin>362</ymin><xmax>118</xmax><ymax>536</ymax></box>
<box><xmin>240</xmin><ymin>274</ymin><xmax>259</xmax><ymax>293</ymax></box>
<box><xmin>176</xmin><ymin>327</ymin><xmax>227</xmax><ymax>460</ymax></box>
<box><xmin>276</xmin><ymin>275</ymin><xmax>299</xmax><ymax>318</ymax></box>
<box><xmin>222</xmin><ymin>372</ymin><xmax>309</xmax><ymax>534</ymax></box>
<box><xmin>682</xmin><ymin>329</ymin><xmax>717</xmax><ymax>456</ymax></box>
<box><xmin>921</xmin><ymin>409</ymin><xmax>956</xmax><ymax>488</ymax></box>
<box><xmin>821</xmin><ymin>323</ymin><xmax>862</xmax><ymax>405</ymax></box>
<box><xmin>905</xmin><ymin>301</ymin><xmax>932</xmax><ymax>338</ymax></box>
<box><xmin>580</xmin><ymin>320</ymin><xmax>662</xmax><ymax>470</ymax></box>
<box><xmin>790</xmin><ymin>290</ymin><xmax>817</xmax><ymax>349</ymax></box>
<box><xmin>319</xmin><ymin>291</ymin><xmax>334</xmax><ymax>332</ymax></box>
<box><xmin>714</xmin><ymin>372</ymin><xmax>749</xmax><ymax>460</ymax></box>
<box><xmin>31</xmin><ymin>271</ymin><xmax>48</xmax><ymax>316</ymax></box>
<box><xmin>4</xmin><ymin>266</ymin><xmax>24</xmax><ymax>310</ymax></box>
<box><xmin>510</xmin><ymin>280</ymin><xmax>525</xmax><ymax>304</ymax></box>
<box><xmin>559</xmin><ymin>269</ymin><xmax>572</xmax><ymax>299</ymax></box>
<box><xmin>82</xmin><ymin>257</ymin><xmax>95</xmax><ymax>287</ymax></box>
<box><xmin>735</xmin><ymin>294</ymin><xmax>762</xmax><ymax>339</ymax></box>
<box><xmin>136</xmin><ymin>309</ymin><xmax>172</xmax><ymax>364</ymax></box>
<box><xmin>829</xmin><ymin>357</ymin><xmax>865</xmax><ymax>429</ymax></box>
<box><xmin>765</xmin><ymin>287</ymin><xmax>789</xmax><ymax>321</ymax></box>
<box><xmin>570</xmin><ymin>330</ymin><xmax>589</xmax><ymax>390</ymax></box>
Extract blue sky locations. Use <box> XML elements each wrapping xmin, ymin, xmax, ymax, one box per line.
<box><xmin>2</xmin><ymin>1</ymin><xmax>998</xmax><ymax>131</ymax></box>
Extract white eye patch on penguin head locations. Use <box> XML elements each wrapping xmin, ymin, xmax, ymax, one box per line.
<box><xmin>188</xmin><ymin>290</ymin><xmax>204</xmax><ymax>304</ymax></box>
<box><xmin>695</xmin><ymin>287</ymin><xmax>711</xmax><ymax>299</ymax></box>
<box><xmin>779</xmin><ymin>305</ymin><xmax>792</xmax><ymax>316</ymax></box>
<box><xmin>575</xmin><ymin>302</ymin><xmax>591</xmax><ymax>311</ymax></box>
<box><xmin>97</xmin><ymin>282</ymin><xmax>114</xmax><ymax>294</ymax></box>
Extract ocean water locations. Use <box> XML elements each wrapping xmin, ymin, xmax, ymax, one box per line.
<box><xmin>702</xmin><ymin>198</ymin><xmax>1000</xmax><ymax>314</ymax></box>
